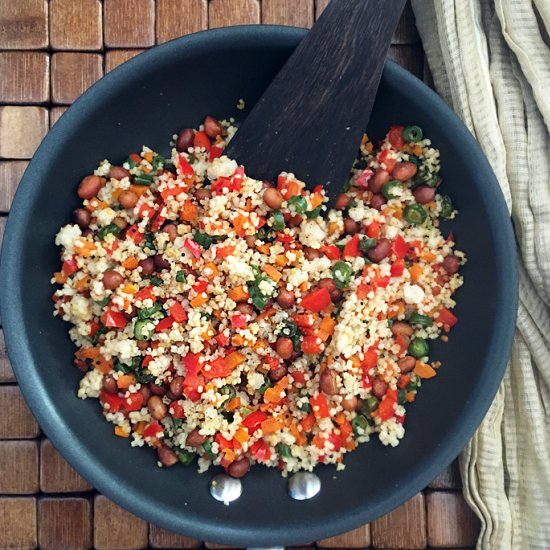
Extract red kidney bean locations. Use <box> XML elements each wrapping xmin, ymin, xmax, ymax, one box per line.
<box><xmin>176</xmin><ymin>128</ymin><xmax>194</xmax><ymax>152</ymax></box>
<box><xmin>204</xmin><ymin>115</ymin><xmax>223</xmax><ymax>138</ymax></box>
<box><xmin>276</xmin><ymin>337</ymin><xmax>294</xmax><ymax>360</ymax></box>
<box><xmin>263</xmin><ymin>187</ymin><xmax>283</xmax><ymax>210</ymax></box>
<box><xmin>276</xmin><ymin>288</ymin><xmax>295</xmax><ymax>309</ymax></box>
<box><xmin>288</xmin><ymin>214</ymin><xmax>303</xmax><ymax>228</ymax></box>
<box><xmin>391</xmin><ymin>321</ymin><xmax>413</xmax><ymax>337</ymax></box>
<box><xmin>397</xmin><ymin>356</ymin><xmax>416</xmax><ymax>373</ymax></box>
<box><xmin>148</xmin><ymin>382</ymin><xmax>167</xmax><ymax>396</ymax></box>
<box><xmin>109</xmin><ymin>165</ymin><xmax>131</xmax><ymax>180</ymax></box>
<box><xmin>139</xmin><ymin>385</ymin><xmax>151</xmax><ymax>402</ymax></box>
<box><xmin>72</xmin><ymin>208</ymin><xmax>91</xmax><ymax>229</ymax></box>
<box><xmin>370</xmin><ymin>193</ymin><xmax>387</xmax><ymax>211</ymax></box>
<box><xmin>334</xmin><ymin>193</ymin><xmax>350</xmax><ymax>210</ymax></box>
<box><xmin>318</xmin><ymin>277</ymin><xmax>337</xmax><ymax>293</ymax></box>
<box><xmin>368</xmin><ymin>169</ymin><xmax>390</xmax><ymax>193</ymax></box>
<box><xmin>139</xmin><ymin>257</ymin><xmax>155</xmax><ymax>276</ymax></box>
<box><xmin>341</xmin><ymin>395</ymin><xmax>358</xmax><ymax>412</ymax></box>
<box><xmin>442</xmin><ymin>254</ymin><xmax>461</xmax><ymax>274</ymax></box>
<box><xmin>320</xmin><ymin>370</ymin><xmax>338</xmax><ymax>395</ymax></box>
<box><xmin>269</xmin><ymin>364</ymin><xmax>288</xmax><ymax>382</ymax></box>
<box><xmin>344</xmin><ymin>217</ymin><xmax>360</xmax><ymax>234</ymax></box>
<box><xmin>372</xmin><ymin>379</ymin><xmax>388</xmax><ymax>399</ymax></box>
<box><xmin>118</xmin><ymin>190</ymin><xmax>138</xmax><ymax>209</ymax></box>
<box><xmin>413</xmin><ymin>185</ymin><xmax>436</xmax><ymax>204</ymax></box>
<box><xmin>367</xmin><ymin>238</ymin><xmax>391</xmax><ymax>263</ymax></box>
<box><xmin>235</xmin><ymin>303</ymin><xmax>254</xmax><ymax>317</ymax></box>
<box><xmin>77</xmin><ymin>175</ymin><xmax>103</xmax><ymax>199</ymax></box>
<box><xmin>228</xmin><ymin>456</ymin><xmax>250</xmax><ymax>478</ymax></box>
<box><xmin>304</xmin><ymin>247</ymin><xmax>322</xmax><ymax>260</ymax></box>
<box><xmin>392</xmin><ymin>161</ymin><xmax>418</xmax><ymax>181</ymax></box>
<box><xmin>102</xmin><ymin>270</ymin><xmax>124</xmax><ymax>290</ymax></box>
<box><xmin>102</xmin><ymin>375</ymin><xmax>118</xmax><ymax>395</ymax></box>
<box><xmin>170</xmin><ymin>376</ymin><xmax>184</xmax><ymax>398</ymax></box>
<box><xmin>165</xmin><ymin>390</ymin><xmax>178</xmax><ymax>402</ymax></box>
<box><xmin>186</xmin><ymin>428</ymin><xmax>207</xmax><ymax>448</ymax></box>
<box><xmin>157</xmin><ymin>445</ymin><xmax>178</xmax><ymax>467</ymax></box>
<box><xmin>154</xmin><ymin>254</ymin><xmax>170</xmax><ymax>271</ymax></box>
<box><xmin>148</xmin><ymin>395</ymin><xmax>168</xmax><ymax>420</ymax></box>
<box><xmin>162</xmin><ymin>223</ymin><xmax>178</xmax><ymax>242</ymax></box>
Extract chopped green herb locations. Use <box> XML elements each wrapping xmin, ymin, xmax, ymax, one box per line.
<box><xmin>288</xmin><ymin>195</ymin><xmax>307</xmax><ymax>214</ymax></box>
<box><xmin>305</xmin><ymin>206</ymin><xmax>322</xmax><ymax>219</ymax></box>
<box><xmin>177</xmin><ymin>450</ymin><xmax>195</xmax><ymax>466</ymax></box>
<box><xmin>270</xmin><ymin>210</ymin><xmax>285</xmax><ymax>231</ymax></box>
<box><xmin>440</xmin><ymin>195</ymin><xmax>455</xmax><ymax>219</ymax></box>
<box><xmin>138</xmin><ymin>303</ymin><xmax>163</xmax><ymax>320</ymax></box>
<box><xmin>277</xmin><ymin>443</ymin><xmax>292</xmax><ymax>458</ymax></box>
<box><xmin>150</xmin><ymin>275</ymin><xmax>163</xmax><ymax>287</ymax></box>
<box><xmin>409</xmin><ymin>312</ymin><xmax>433</xmax><ymax>327</ymax></box>
<box><xmin>91</xmin><ymin>325</ymin><xmax>107</xmax><ymax>346</ymax></box>
<box><xmin>97</xmin><ymin>224</ymin><xmax>121</xmax><ymax>241</ymax></box>
<box><xmin>351</xmin><ymin>414</ymin><xmax>369</xmax><ymax>437</ymax></box>
<box><xmin>176</xmin><ymin>270</ymin><xmax>187</xmax><ymax>283</ymax></box>
<box><xmin>359</xmin><ymin>237</ymin><xmax>377</xmax><ymax>252</ymax></box>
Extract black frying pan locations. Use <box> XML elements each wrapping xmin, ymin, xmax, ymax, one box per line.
<box><xmin>0</xmin><ymin>26</ymin><xmax>517</xmax><ymax>546</ymax></box>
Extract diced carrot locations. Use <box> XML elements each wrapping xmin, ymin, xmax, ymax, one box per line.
<box><xmin>215</xmin><ymin>245</ymin><xmax>235</xmax><ymax>258</ymax></box>
<box><xmin>264</xmin><ymin>386</ymin><xmax>283</xmax><ymax>404</ymax></box>
<box><xmin>312</xmin><ymin>434</ymin><xmax>325</xmax><ymax>449</ymax></box>
<box><xmin>405</xmin><ymin>391</ymin><xmax>416</xmax><ymax>402</ymax></box>
<box><xmin>413</xmin><ymin>361</ymin><xmax>437</xmax><ymax>379</ymax></box>
<box><xmin>111</xmin><ymin>187</ymin><xmax>123</xmax><ymax>202</ymax></box>
<box><xmin>54</xmin><ymin>272</ymin><xmax>67</xmax><ymax>284</ymax></box>
<box><xmin>289</xmin><ymin>422</ymin><xmax>306</xmax><ymax>446</ymax></box>
<box><xmin>228</xmin><ymin>286</ymin><xmax>249</xmax><ymax>302</ymax></box>
<box><xmin>143</xmin><ymin>151</ymin><xmax>154</xmax><ymax>163</ymax></box>
<box><xmin>328</xmin><ymin>221</ymin><xmax>340</xmax><ymax>235</ymax></box>
<box><xmin>310</xmin><ymin>193</ymin><xmax>324</xmax><ymax>208</ymax></box>
<box><xmin>115</xmin><ymin>426</ymin><xmax>129</xmax><ymax>438</ymax></box>
<box><xmin>75</xmin><ymin>276</ymin><xmax>90</xmax><ymax>292</ymax></box>
<box><xmin>92</xmin><ymin>356</ymin><xmax>113</xmax><ymax>374</ymax></box>
<box><xmin>231</xmin><ymin>214</ymin><xmax>248</xmax><ymax>237</ymax></box>
<box><xmin>134</xmin><ymin>421</ymin><xmax>146</xmax><ymax>436</ymax></box>
<box><xmin>257</xmin><ymin>243</ymin><xmax>271</xmax><ymax>254</ymax></box>
<box><xmin>285</xmin><ymin>180</ymin><xmax>300</xmax><ymax>198</ymax></box>
<box><xmin>318</xmin><ymin>317</ymin><xmax>336</xmax><ymax>341</ymax></box>
<box><xmin>409</xmin><ymin>263</ymin><xmax>423</xmax><ymax>282</ymax></box>
<box><xmin>231</xmin><ymin>334</ymin><xmax>245</xmax><ymax>347</ymax></box>
<box><xmin>75</xmin><ymin>347</ymin><xmax>100</xmax><ymax>360</ymax></box>
<box><xmin>224</xmin><ymin>448</ymin><xmax>236</xmax><ymax>462</ymax></box>
<box><xmin>226</xmin><ymin>351</ymin><xmax>246</xmax><ymax>370</ymax></box>
<box><xmin>117</xmin><ymin>373</ymin><xmax>135</xmax><ymax>389</ymax></box>
<box><xmin>275</xmin><ymin>254</ymin><xmax>288</xmax><ymax>267</ymax></box>
<box><xmin>421</xmin><ymin>251</ymin><xmax>436</xmax><ymax>263</ymax></box>
<box><xmin>334</xmin><ymin>412</ymin><xmax>347</xmax><ymax>425</ymax></box>
<box><xmin>74</xmin><ymin>240</ymin><xmax>96</xmax><ymax>257</ymax></box>
<box><xmin>234</xmin><ymin>427</ymin><xmax>250</xmax><ymax>445</ymax></box>
<box><xmin>253</xmin><ymin>340</ymin><xmax>269</xmax><ymax>352</ymax></box>
<box><xmin>299</xmin><ymin>281</ymin><xmax>310</xmax><ymax>293</ymax></box>
<box><xmin>203</xmin><ymin>262</ymin><xmax>220</xmax><ymax>280</ymax></box>
<box><xmin>300</xmin><ymin>413</ymin><xmax>315</xmax><ymax>432</ymax></box>
<box><xmin>128</xmin><ymin>184</ymin><xmax>150</xmax><ymax>197</ymax></box>
<box><xmin>201</xmin><ymin>323</ymin><xmax>214</xmax><ymax>340</ymax></box>
<box><xmin>122</xmin><ymin>256</ymin><xmax>139</xmax><ymax>270</ymax></box>
<box><xmin>261</xmin><ymin>416</ymin><xmax>283</xmax><ymax>434</ymax></box>
<box><xmin>256</xmin><ymin>307</ymin><xmax>276</xmax><ymax>322</ymax></box>
<box><xmin>388</xmin><ymin>300</ymin><xmax>406</xmax><ymax>319</ymax></box>
<box><xmin>262</xmin><ymin>264</ymin><xmax>281</xmax><ymax>282</ymax></box>
<box><xmin>190</xmin><ymin>293</ymin><xmax>208</xmax><ymax>308</ymax></box>
<box><xmin>398</xmin><ymin>374</ymin><xmax>411</xmax><ymax>389</ymax></box>
<box><xmin>142</xmin><ymin>165</ymin><xmax>152</xmax><ymax>174</ymax></box>
<box><xmin>226</xmin><ymin>396</ymin><xmax>241</xmax><ymax>412</ymax></box>
<box><xmin>412</xmin><ymin>144</ymin><xmax>423</xmax><ymax>156</ymax></box>
<box><xmin>181</xmin><ymin>200</ymin><xmax>198</xmax><ymax>222</ymax></box>
<box><xmin>85</xmin><ymin>198</ymin><xmax>109</xmax><ymax>212</ymax></box>
<box><xmin>122</xmin><ymin>283</ymin><xmax>138</xmax><ymax>294</ymax></box>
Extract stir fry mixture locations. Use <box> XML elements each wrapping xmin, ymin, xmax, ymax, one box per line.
<box><xmin>52</xmin><ymin>116</ymin><xmax>464</xmax><ymax>478</ymax></box>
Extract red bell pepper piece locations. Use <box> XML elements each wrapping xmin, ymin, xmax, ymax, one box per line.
<box><xmin>124</xmin><ymin>392</ymin><xmax>144</xmax><ymax>412</ymax></box>
<box><xmin>387</xmin><ymin>125</ymin><xmax>405</xmax><ymax>149</ymax></box>
<box><xmin>143</xmin><ymin>421</ymin><xmax>163</xmax><ymax>439</ymax></box>
<box><xmin>392</xmin><ymin>235</ymin><xmax>409</xmax><ymax>259</ymax></box>
<box><xmin>231</xmin><ymin>313</ymin><xmax>247</xmax><ymax>328</ymax></box>
<box><xmin>339</xmin><ymin>420</ymin><xmax>353</xmax><ymax>440</ymax></box>
<box><xmin>371</xmin><ymin>274</ymin><xmax>390</xmax><ymax>288</ymax></box>
<box><xmin>242</xmin><ymin>410</ymin><xmax>268</xmax><ymax>434</ymax></box>
<box><xmin>89</xmin><ymin>320</ymin><xmax>101</xmax><ymax>338</ymax></box>
<box><xmin>436</xmin><ymin>307</ymin><xmax>458</xmax><ymax>328</ymax></box>
<box><xmin>169</xmin><ymin>400</ymin><xmax>186</xmax><ymax>419</ymax></box>
<box><xmin>137</xmin><ymin>202</ymin><xmax>156</xmax><ymax>220</ymax></box>
<box><xmin>293</xmin><ymin>314</ymin><xmax>314</xmax><ymax>328</ymax></box>
<box><xmin>395</xmin><ymin>333</ymin><xmax>409</xmax><ymax>354</ymax></box>
<box><xmin>150</xmin><ymin>208</ymin><xmax>167</xmax><ymax>231</ymax></box>
<box><xmin>129</xmin><ymin>153</ymin><xmax>141</xmax><ymax>164</ymax></box>
<box><xmin>378</xmin><ymin>149</ymin><xmax>397</xmax><ymax>173</ymax></box>
<box><xmin>290</xmin><ymin>370</ymin><xmax>306</xmax><ymax>384</ymax></box>
<box><xmin>301</xmin><ymin>335</ymin><xmax>323</xmax><ymax>354</ymax></box>
<box><xmin>142</xmin><ymin>354</ymin><xmax>153</xmax><ymax>367</ymax></box>
<box><xmin>193</xmin><ymin>131</ymin><xmax>211</xmax><ymax>152</ymax></box>
<box><xmin>249</xmin><ymin>439</ymin><xmax>271</xmax><ymax>462</ymax></box>
<box><xmin>184</xmin><ymin>238</ymin><xmax>201</xmax><ymax>259</ymax></box>
<box><xmin>390</xmin><ymin>259</ymin><xmax>405</xmax><ymax>277</ymax></box>
<box><xmin>155</xmin><ymin>316</ymin><xmax>175</xmax><ymax>333</ymax></box>
<box><xmin>169</xmin><ymin>302</ymin><xmax>187</xmax><ymax>323</ymax></box>
<box><xmin>310</xmin><ymin>394</ymin><xmax>330</xmax><ymax>419</ymax></box>
<box><xmin>328</xmin><ymin>432</ymin><xmax>343</xmax><ymax>450</ymax></box>
<box><xmin>211</xmin><ymin>177</ymin><xmax>231</xmax><ymax>194</ymax></box>
<box><xmin>215</xmin><ymin>433</ymin><xmax>233</xmax><ymax>450</ymax></box>
<box><xmin>192</xmin><ymin>279</ymin><xmax>208</xmax><ymax>294</ymax></box>
<box><xmin>378</xmin><ymin>395</ymin><xmax>397</xmax><ymax>421</ymax></box>
<box><xmin>99</xmin><ymin>390</ymin><xmax>124</xmax><ymax>413</ymax></box>
<box><xmin>313</xmin><ymin>184</ymin><xmax>324</xmax><ymax>194</ymax></box>
<box><xmin>230</xmin><ymin>166</ymin><xmax>245</xmax><ymax>191</ymax></box>
<box><xmin>101</xmin><ymin>308</ymin><xmax>127</xmax><ymax>328</ymax></box>
<box><xmin>366</xmin><ymin>221</ymin><xmax>381</xmax><ymax>238</ymax></box>
<box><xmin>135</xmin><ymin>285</ymin><xmax>156</xmax><ymax>302</ymax></box>
<box><xmin>300</xmin><ymin>288</ymin><xmax>331</xmax><ymax>312</ymax></box>
<box><xmin>264</xmin><ymin>356</ymin><xmax>281</xmax><ymax>371</ymax></box>
<box><xmin>343</xmin><ymin>234</ymin><xmax>361</xmax><ymax>258</ymax></box>
<box><xmin>209</xmin><ymin>145</ymin><xmax>224</xmax><ymax>161</ymax></box>
<box><xmin>357</xmin><ymin>282</ymin><xmax>373</xmax><ymax>299</ymax></box>
<box><xmin>62</xmin><ymin>256</ymin><xmax>78</xmax><ymax>276</ymax></box>
<box><xmin>355</xmin><ymin>168</ymin><xmax>373</xmax><ymax>188</ymax></box>
<box><xmin>362</xmin><ymin>347</ymin><xmax>379</xmax><ymax>371</ymax></box>
<box><xmin>178</xmin><ymin>153</ymin><xmax>195</xmax><ymax>177</ymax></box>
<box><xmin>183</xmin><ymin>354</ymin><xmax>204</xmax><ymax>402</ymax></box>
<box><xmin>320</xmin><ymin>245</ymin><xmax>340</xmax><ymax>260</ymax></box>
<box><xmin>203</xmin><ymin>356</ymin><xmax>231</xmax><ymax>380</ymax></box>
<box><xmin>215</xmin><ymin>332</ymin><xmax>230</xmax><ymax>347</ymax></box>
<box><xmin>126</xmin><ymin>224</ymin><xmax>144</xmax><ymax>244</ymax></box>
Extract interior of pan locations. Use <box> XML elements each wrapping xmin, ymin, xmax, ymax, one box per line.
<box><xmin>0</xmin><ymin>25</ymin><xmax>517</xmax><ymax>546</ymax></box>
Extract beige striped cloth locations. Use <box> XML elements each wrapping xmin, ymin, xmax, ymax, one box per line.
<box><xmin>410</xmin><ymin>1</ymin><xmax>550</xmax><ymax>548</ymax></box>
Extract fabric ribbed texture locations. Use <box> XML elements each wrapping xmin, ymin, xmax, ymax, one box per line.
<box><xmin>410</xmin><ymin>1</ymin><xmax>550</xmax><ymax>548</ymax></box>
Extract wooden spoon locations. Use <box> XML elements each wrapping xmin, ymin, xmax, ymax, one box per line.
<box><xmin>225</xmin><ymin>0</ymin><xmax>406</xmax><ymax>200</ymax></box>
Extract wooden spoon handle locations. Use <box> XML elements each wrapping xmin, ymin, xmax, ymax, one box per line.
<box><xmin>225</xmin><ymin>0</ymin><xmax>406</xmax><ymax>195</ymax></box>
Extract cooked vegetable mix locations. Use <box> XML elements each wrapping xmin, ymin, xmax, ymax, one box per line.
<box><xmin>52</xmin><ymin>119</ymin><xmax>464</xmax><ymax>477</ymax></box>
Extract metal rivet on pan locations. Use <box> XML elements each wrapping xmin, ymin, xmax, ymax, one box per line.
<box><xmin>288</xmin><ymin>472</ymin><xmax>321</xmax><ymax>500</ymax></box>
<box><xmin>210</xmin><ymin>474</ymin><xmax>242</xmax><ymax>504</ymax></box>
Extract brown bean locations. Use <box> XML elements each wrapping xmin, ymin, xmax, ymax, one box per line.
<box><xmin>413</xmin><ymin>185</ymin><xmax>436</xmax><ymax>204</ymax></box>
<box><xmin>244</xmin><ymin>235</ymin><xmax>256</xmax><ymax>248</ymax></box>
<box><xmin>186</xmin><ymin>428</ymin><xmax>206</xmax><ymax>448</ymax></box>
<box><xmin>81</xmin><ymin>228</ymin><xmax>94</xmax><ymax>238</ymax></box>
<box><xmin>320</xmin><ymin>369</ymin><xmax>338</xmax><ymax>395</ymax></box>
<box><xmin>77</xmin><ymin>175</ymin><xmax>103</xmax><ymax>200</ymax></box>
<box><xmin>341</xmin><ymin>395</ymin><xmax>358</xmax><ymax>412</ymax></box>
<box><xmin>318</xmin><ymin>277</ymin><xmax>337</xmax><ymax>293</ymax></box>
<box><xmin>344</xmin><ymin>217</ymin><xmax>360</xmax><ymax>235</ymax></box>
<box><xmin>112</xmin><ymin>217</ymin><xmax>127</xmax><ymax>230</ymax></box>
<box><xmin>442</xmin><ymin>254</ymin><xmax>461</xmax><ymax>274</ymax></box>
<box><xmin>392</xmin><ymin>161</ymin><xmax>418</xmax><ymax>181</ymax></box>
<box><xmin>169</xmin><ymin>376</ymin><xmax>184</xmax><ymax>399</ymax></box>
<box><xmin>204</xmin><ymin>115</ymin><xmax>223</xmax><ymax>138</ymax></box>
<box><xmin>370</xmin><ymin>193</ymin><xmax>387</xmax><ymax>211</ymax></box>
<box><xmin>368</xmin><ymin>238</ymin><xmax>391</xmax><ymax>263</ymax></box>
<box><xmin>276</xmin><ymin>337</ymin><xmax>294</xmax><ymax>360</ymax></box>
<box><xmin>102</xmin><ymin>270</ymin><xmax>124</xmax><ymax>290</ymax></box>
<box><xmin>397</xmin><ymin>356</ymin><xmax>416</xmax><ymax>373</ymax></box>
<box><xmin>139</xmin><ymin>257</ymin><xmax>155</xmax><ymax>276</ymax></box>
<box><xmin>228</xmin><ymin>456</ymin><xmax>250</xmax><ymax>478</ymax></box>
<box><xmin>137</xmin><ymin>340</ymin><xmax>150</xmax><ymax>351</ymax></box>
<box><xmin>149</xmin><ymin>382</ymin><xmax>167</xmax><ymax>396</ymax></box>
<box><xmin>304</xmin><ymin>247</ymin><xmax>322</xmax><ymax>260</ymax></box>
<box><xmin>276</xmin><ymin>288</ymin><xmax>295</xmax><ymax>309</ymax></box>
<box><xmin>72</xmin><ymin>208</ymin><xmax>91</xmax><ymax>229</ymax></box>
<box><xmin>102</xmin><ymin>375</ymin><xmax>118</xmax><ymax>395</ymax></box>
<box><xmin>118</xmin><ymin>190</ymin><xmax>138</xmax><ymax>209</ymax></box>
<box><xmin>154</xmin><ymin>254</ymin><xmax>170</xmax><ymax>271</ymax></box>
<box><xmin>391</xmin><ymin>321</ymin><xmax>413</xmax><ymax>337</ymax></box>
<box><xmin>334</xmin><ymin>193</ymin><xmax>350</xmax><ymax>210</ymax></box>
<box><xmin>263</xmin><ymin>187</ymin><xmax>284</xmax><ymax>210</ymax></box>
<box><xmin>368</xmin><ymin>169</ymin><xmax>390</xmax><ymax>193</ymax></box>
<box><xmin>330</xmin><ymin>288</ymin><xmax>343</xmax><ymax>303</ymax></box>
<box><xmin>139</xmin><ymin>384</ymin><xmax>151</xmax><ymax>403</ymax></box>
<box><xmin>109</xmin><ymin>165</ymin><xmax>130</xmax><ymax>180</ymax></box>
<box><xmin>162</xmin><ymin>223</ymin><xmax>178</xmax><ymax>242</ymax></box>
<box><xmin>194</xmin><ymin>188</ymin><xmax>211</xmax><ymax>201</ymax></box>
<box><xmin>235</xmin><ymin>303</ymin><xmax>254</xmax><ymax>317</ymax></box>
<box><xmin>176</xmin><ymin>128</ymin><xmax>194</xmax><ymax>152</ymax></box>
<box><xmin>372</xmin><ymin>379</ymin><xmax>388</xmax><ymax>399</ymax></box>
<box><xmin>262</xmin><ymin>180</ymin><xmax>274</xmax><ymax>189</ymax></box>
<box><xmin>148</xmin><ymin>395</ymin><xmax>168</xmax><ymax>420</ymax></box>
<box><xmin>288</xmin><ymin>214</ymin><xmax>303</xmax><ymax>227</ymax></box>
<box><xmin>157</xmin><ymin>445</ymin><xmax>178</xmax><ymax>467</ymax></box>
<box><xmin>269</xmin><ymin>364</ymin><xmax>288</xmax><ymax>382</ymax></box>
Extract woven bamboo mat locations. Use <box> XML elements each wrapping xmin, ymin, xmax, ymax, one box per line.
<box><xmin>0</xmin><ymin>1</ymin><xmax>480</xmax><ymax>548</ymax></box>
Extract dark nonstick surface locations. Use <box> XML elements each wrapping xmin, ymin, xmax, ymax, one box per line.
<box><xmin>0</xmin><ymin>26</ymin><xmax>518</xmax><ymax>547</ymax></box>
